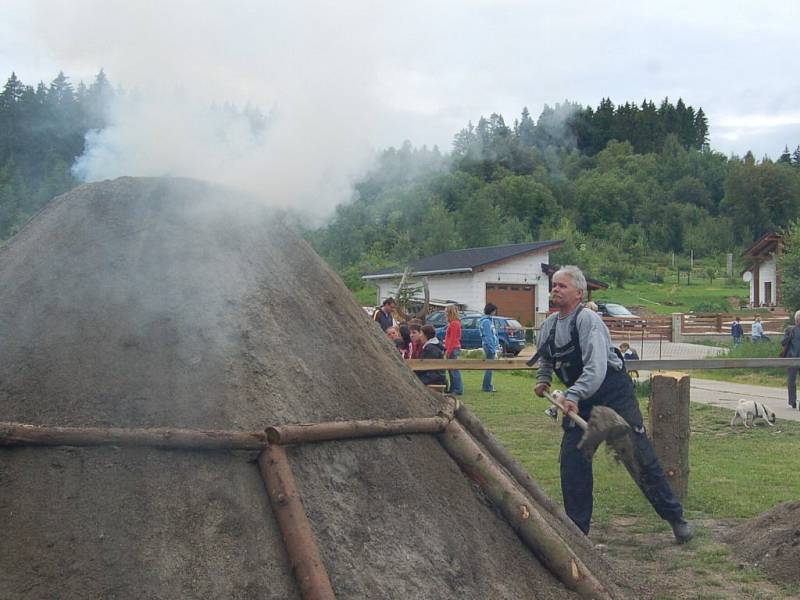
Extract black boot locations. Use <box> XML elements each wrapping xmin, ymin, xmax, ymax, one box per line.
<box><xmin>670</xmin><ymin>518</ymin><xmax>694</xmax><ymax>544</ymax></box>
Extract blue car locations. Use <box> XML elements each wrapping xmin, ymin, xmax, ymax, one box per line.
<box><xmin>435</xmin><ymin>314</ymin><xmax>527</xmax><ymax>356</ymax></box>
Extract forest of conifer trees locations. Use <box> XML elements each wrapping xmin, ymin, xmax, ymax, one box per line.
<box><xmin>3</xmin><ymin>69</ymin><xmax>800</xmax><ymax>295</ymax></box>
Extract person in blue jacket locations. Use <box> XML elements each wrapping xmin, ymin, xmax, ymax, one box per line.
<box><xmin>479</xmin><ymin>303</ymin><xmax>499</xmax><ymax>392</ymax></box>
<box><xmin>731</xmin><ymin>316</ymin><xmax>743</xmax><ymax>346</ymax></box>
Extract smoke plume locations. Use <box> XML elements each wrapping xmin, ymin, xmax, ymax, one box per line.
<box><xmin>29</xmin><ymin>1</ymin><xmax>394</xmax><ymax>211</ymax></box>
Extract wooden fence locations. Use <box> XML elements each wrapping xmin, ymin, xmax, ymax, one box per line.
<box><xmin>408</xmin><ymin>357</ymin><xmax>800</xmax><ymax>371</ymax></box>
<box><xmin>681</xmin><ymin>312</ymin><xmax>789</xmax><ymax>334</ymax></box>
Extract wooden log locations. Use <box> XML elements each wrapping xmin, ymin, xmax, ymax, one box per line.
<box><xmin>0</xmin><ymin>422</ymin><xmax>266</xmax><ymax>450</ymax></box>
<box><xmin>410</xmin><ymin>357</ymin><xmax>800</xmax><ymax>371</ymax></box>
<box><xmin>258</xmin><ymin>445</ymin><xmax>336</xmax><ymax>600</ymax></box>
<box><xmin>438</xmin><ymin>420</ymin><xmax>613</xmax><ymax>600</ymax></box>
<box><xmin>648</xmin><ymin>372</ymin><xmax>690</xmax><ymax>499</ymax></box>
<box><xmin>266</xmin><ymin>416</ymin><xmax>450</xmax><ymax>445</ymax></box>
<box><xmin>454</xmin><ymin>403</ymin><xmax>592</xmax><ymax>550</ymax></box>
<box><xmin>408</xmin><ymin>358</ymin><xmax>536</xmax><ymax>371</ymax></box>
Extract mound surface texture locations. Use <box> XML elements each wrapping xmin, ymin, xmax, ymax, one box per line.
<box><xmin>0</xmin><ymin>177</ymin><xmax>631</xmax><ymax>598</ymax></box>
<box><xmin>724</xmin><ymin>500</ymin><xmax>800</xmax><ymax>584</ymax></box>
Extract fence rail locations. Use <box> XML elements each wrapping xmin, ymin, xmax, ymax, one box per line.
<box><xmin>408</xmin><ymin>357</ymin><xmax>800</xmax><ymax>371</ymax></box>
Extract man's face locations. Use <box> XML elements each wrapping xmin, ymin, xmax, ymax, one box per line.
<box><xmin>551</xmin><ymin>274</ymin><xmax>583</xmax><ymax>310</ymax></box>
<box><xmin>383</xmin><ymin>302</ymin><xmax>395</xmax><ymax>314</ymax></box>
<box><xmin>410</xmin><ymin>329</ymin><xmax>423</xmax><ymax>343</ymax></box>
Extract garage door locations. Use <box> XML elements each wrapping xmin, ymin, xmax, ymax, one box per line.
<box><xmin>485</xmin><ymin>283</ymin><xmax>536</xmax><ymax>326</ymax></box>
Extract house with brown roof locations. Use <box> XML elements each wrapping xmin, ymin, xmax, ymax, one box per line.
<box><xmin>362</xmin><ymin>241</ymin><xmax>608</xmax><ymax>326</ymax></box>
<box><xmin>742</xmin><ymin>232</ymin><xmax>783</xmax><ymax>306</ymax></box>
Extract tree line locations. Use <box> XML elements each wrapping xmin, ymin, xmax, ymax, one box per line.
<box><xmin>0</xmin><ymin>70</ymin><xmax>116</xmax><ymax>238</ymax></box>
<box><xmin>3</xmin><ymin>70</ymin><xmax>800</xmax><ymax>294</ymax></box>
<box><xmin>309</xmin><ymin>98</ymin><xmax>800</xmax><ymax>291</ymax></box>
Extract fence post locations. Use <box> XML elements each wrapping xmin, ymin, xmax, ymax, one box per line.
<box><xmin>648</xmin><ymin>372</ymin><xmax>690</xmax><ymax>499</ymax></box>
<box><xmin>670</xmin><ymin>313</ymin><xmax>683</xmax><ymax>343</ymax></box>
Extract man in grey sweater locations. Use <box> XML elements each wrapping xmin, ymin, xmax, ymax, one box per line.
<box><xmin>782</xmin><ymin>310</ymin><xmax>800</xmax><ymax>409</ymax></box>
<box><xmin>534</xmin><ymin>266</ymin><xmax>693</xmax><ymax>543</ymax></box>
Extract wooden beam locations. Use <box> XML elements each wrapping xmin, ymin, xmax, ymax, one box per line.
<box><xmin>438</xmin><ymin>420</ymin><xmax>613</xmax><ymax>599</ymax></box>
<box><xmin>408</xmin><ymin>358</ymin><xmax>536</xmax><ymax>370</ymax></box>
<box><xmin>258</xmin><ymin>446</ymin><xmax>336</xmax><ymax>600</ymax></box>
<box><xmin>266</xmin><ymin>416</ymin><xmax>450</xmax><ymax>445</ymax></box>
<box><xmin>408</xmin><ymin>357</ymin><xmax>800</xmax><ymax>371</ymax></box>
<box><xmin>454</xmin><ymin>403</ymin><xmax>592</xmax><ymax>549</ymax></box>
<box><xmin>0</xmin><ymin>422</ymin><xmax>266</xmax><ymax>450</ymax></box>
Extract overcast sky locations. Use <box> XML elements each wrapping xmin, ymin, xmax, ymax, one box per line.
<box><xmin>1</xmin><ymin>1</ymin><xmax>798</xmax><ymax>205</ymax></box>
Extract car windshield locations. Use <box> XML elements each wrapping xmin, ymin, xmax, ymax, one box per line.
<box><xmin>604</xmin><ymin>303</ymin><xmax>634</xmax><ymax>316</ymax></box>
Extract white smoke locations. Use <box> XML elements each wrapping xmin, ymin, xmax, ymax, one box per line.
<box><xmin>28</xmin><ymin>1</ymin><xmax>393</xmax><ymax>211</ymax></box>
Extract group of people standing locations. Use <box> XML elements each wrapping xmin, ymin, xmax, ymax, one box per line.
<box><xmin>373</xmin><ymin>298</ymin><xmax>502</xmax><ymax>395</ymax></box>
<box><xmin>730</xmin><ymin>315</ymin><xmax>770</xmax><ymax>345</ymax></box>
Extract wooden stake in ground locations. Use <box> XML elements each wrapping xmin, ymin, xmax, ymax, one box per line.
<box><xmin>438</xmin><ymin>420</ymin><xmax>613</xmax><ymax>600</ymax></box>
<box><xmin>258</xmin><ymin>445</ymin><xmax>336</xmax><ymax>600</ymax></box>
<box><xmin>648</xmin><ymin>372</ymin><xmax>690</xmax><ymax>499</ymax></box>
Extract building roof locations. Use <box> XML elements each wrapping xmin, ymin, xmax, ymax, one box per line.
<box><xmin>742</xmin><ymin>232</ymin><xmax>782</xmax><ymax>259</ymax></box>
<box><xmin>540</xmin><ymin>263</ymin><xmax>609</xmax><ymax>291</ymax></box>
<box><xmin>362</xmin><ymin>240</ymin><xmax>564</xmax><ymax>280</ymax></box>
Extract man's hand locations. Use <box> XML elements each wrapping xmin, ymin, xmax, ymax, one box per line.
<box><xmin>551</xmin><ymin>390</ymin><xmax>578</xmax><ymax>416</ymax></box>
<box><xmin>562</xmin><ymin>399</ymin><xmax>579</xmax><ymax>416</ymax></box>
<box><xmin>534</xmin><ymin>382</ymin><xmax>550</xmax><ymax>397</ymax></box>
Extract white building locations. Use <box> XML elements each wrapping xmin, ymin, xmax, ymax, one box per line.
<box><xmin>362</xmin><ymin>241</ymin><xmax>566</xmax><ymax>326</ymax></box>
<box><xmin>742</xmin><ymin>232</ymin><xmax>782</xmax><ymax>307</ymax></box>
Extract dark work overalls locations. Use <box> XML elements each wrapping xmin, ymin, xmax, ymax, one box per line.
<box><xmin>543</xmin><ymin>307</ymin><xmax>684</xmax><ymax>534</ymax></box>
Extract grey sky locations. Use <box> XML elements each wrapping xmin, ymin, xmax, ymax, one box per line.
<box><xmin>1</xmin><ymin>1</ymin><xmax>798</xmax><ymax>205</ymax></box>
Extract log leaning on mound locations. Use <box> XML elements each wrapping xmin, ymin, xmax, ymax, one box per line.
<box><xmin>438</xmin><ymin>419</ymin><xmax>613</xmax><ymax>600</ymax></box>
<box><xmin>454</xmin><ymin>402</ymin><xmax>592</xmax><ymax>550</ymax></box>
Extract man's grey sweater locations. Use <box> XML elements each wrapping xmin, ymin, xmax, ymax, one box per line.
<box><xmin>536</xmin><ymin>308</ymin><xmax>623</xmax><ymax>404</ymax></box>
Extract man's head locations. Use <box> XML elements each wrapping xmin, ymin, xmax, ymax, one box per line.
<box><xmin>409</xmin><ymin>323</ymin><xmax>423</xmax><ymax>343</ymax></box>
<box><xmin>620</xmin><ymin>342</ymin><xmax>630</xmax><ymax>352</ymax></box>
<box><xmin>381</xmin><ymin>297</ymin><xmax>396</xmax><ymax>313</ymax></box>
<box><xmin>794</xmin><ymin>310</ymin><xmax>800</xmax><ymax>325</ymax></box>
<box><xmin>421</xmin><ymin>324</ymin><xmax>437</xmax><ymax>341</ymax></box>
<box><xmin>735</xmin><ymin>316</ymin><xmax>741</xmax><ymax>322</ymax></box>
<box><xmin>551</xmin><ymin>265</ymin><xmax>586</xmax><ymax>313</ymax></box>
<box><xmin>484</xmin><ymin>303</ymin><xmax>497</xmax><ymax>316</ymax></box>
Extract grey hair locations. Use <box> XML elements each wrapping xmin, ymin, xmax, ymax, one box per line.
<box><xmin>794</xmin><ymin>310</ymin><xmax>800</xmax><ymax>324</ymax></box>
<box><xmin>554</xmin><ymin>265</ymin><xmax>587</xmax><ymax>297</ymax></box>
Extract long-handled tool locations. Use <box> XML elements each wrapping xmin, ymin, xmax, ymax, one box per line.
<box><xmin>542</xmin><ymin>390</ymin><xmax>632</xmax><ymax>460</ymax></box>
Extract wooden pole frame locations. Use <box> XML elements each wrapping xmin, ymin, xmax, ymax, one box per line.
<box><xmin>438</xmin><ymin>420</ymin><xmax>613</xmax><ymax>599</ymax></box>
<box><xmin>259</xmin><ymin>445</ymin><xmax>336</xmax><ymax>600</ymax></box>
<box><xmin>266</xmin><ymin>416</ymin><xmax>449</xmax><ymax>445</ymax></box>
<box><xmin>0</xmin><ymin>422</ymin><xmax>266</xmax><ymax>450</ymax></box>
<box><xmin>454</xmin><ymin>403</ymin><xmax>592</xmax><ymax>549</ymax></box>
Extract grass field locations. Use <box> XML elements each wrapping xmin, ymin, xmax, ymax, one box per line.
<box><xmin>460</xmin><ymin>371</ymin><xmax>800</xmax><ymax>524</ymax></box>
<box><xmin>693</xmin><ymin>339</ymin><xmax>790</xmax><ymax>387</ymax></box>
<box><xmin>593</xmin><ymin>279</ymin><xmax>750</xmax><ymax>316</ymax></box>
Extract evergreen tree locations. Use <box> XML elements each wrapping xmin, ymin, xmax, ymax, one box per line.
<box><xmin>778</xmin><ymin>145</ymin><xmax>792</xmax><ymax>164</ymax></box>
<box><xmin>693</xmin><ymin>108</ymin><xmax>709</xmax><ymax>148</ymax></box>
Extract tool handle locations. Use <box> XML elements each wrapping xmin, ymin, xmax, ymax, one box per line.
<box><xmin>543</xmin><ymin>390</ymin><xmax>588</xmax><ymax>431</ymax></box>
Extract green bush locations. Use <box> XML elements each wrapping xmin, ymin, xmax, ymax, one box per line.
<box><xmin>691</xmin><ymin>300</ymin><xmax>729</xmax><ymax>313</ymax></box>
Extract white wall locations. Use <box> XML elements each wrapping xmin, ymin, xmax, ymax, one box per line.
<box><xmin>368</xmin><ymin>250</ymin><xmax>550</xmax><ymax>316</ymax></box>
<box><xmin>760</xmin><ymin>256</ymin><xmax>777</xmax><ymax>305</ymax></box>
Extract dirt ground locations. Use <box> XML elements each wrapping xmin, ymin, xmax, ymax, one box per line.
<box><xmin>0</xmin><ymin>177</ymin><xmax>642</xmax><ymax>599</ymax></box>
<box><xmin>593</xmin><ymin>515</ymin><xmax>800</xmax><ymax>599</ymax></box>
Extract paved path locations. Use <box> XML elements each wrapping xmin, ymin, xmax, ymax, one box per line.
<box><xmin>687</xmin><ymin>378</ymin><xmax>800</xmax><ymax>422</ymax></box>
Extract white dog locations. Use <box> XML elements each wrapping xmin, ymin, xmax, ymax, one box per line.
<box><xmin>730</xmin><ymin>399</ymin><xmax>776</xmax><ymax>428</ymax></box>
